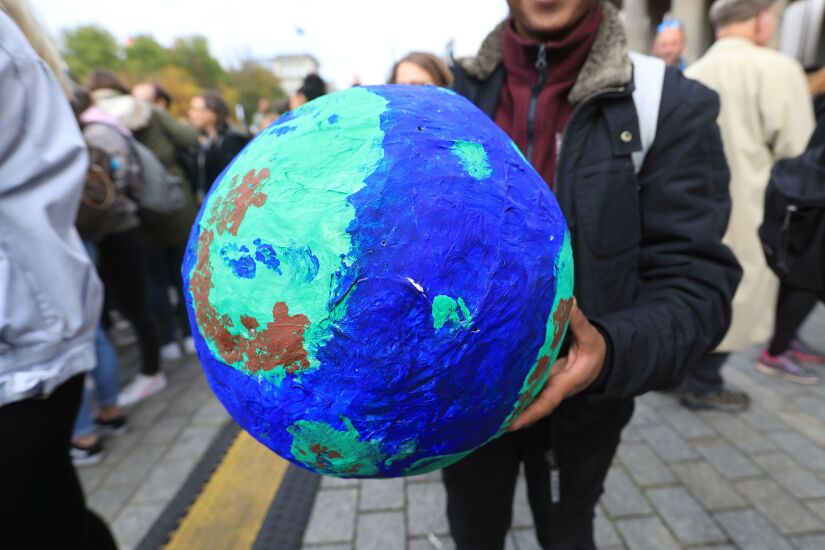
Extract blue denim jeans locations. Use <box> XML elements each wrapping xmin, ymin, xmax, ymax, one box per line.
<box><xmin>73</xmin><ymin>325</ymin><xmax>121</xmax><ymax>438</ymax></box>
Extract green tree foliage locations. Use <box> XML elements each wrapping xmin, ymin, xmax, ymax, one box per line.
<box><xmin>144</xmin><ymin>66</ymin><xmax>201</xmax><ymax>119</ymax></box>
<box><xmin>169</xmin><ymin>36</ymin><xmax>226</xmax><ymax>88</ymax></box>
<box><xmin>123</xmin><ymin>35</ymin><xmax>170</xmax><ymax>79</ymax></box>
<box><xmin>59</xmin><ymin>25</ymin><xmax>284</xmax><ymax>127</ymax></box>
<box><xmin>227</xmin><ymin>61</ymin><xmax>286</xmax><ymax>124</ymax></box>
<box><xmin>61</xmin><ymin>25</ymin><xmax>121</xmax><ymax>80</ymax></box>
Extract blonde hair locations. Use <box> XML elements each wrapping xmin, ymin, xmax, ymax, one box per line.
<box><xmin>0</xmin><ymin>0</ymin><xmax>73</xmax><ymax>97</ymax></box>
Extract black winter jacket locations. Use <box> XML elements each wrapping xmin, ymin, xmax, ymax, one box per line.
<box><xmin>452</xmin><ymin>3</ymin><xmax>742</xmax><ymax>427</ymax></box>
<box><xmin>195</xmin><ymin>125</ymin><xmax>249</xmax><ymax>194</ymax></box>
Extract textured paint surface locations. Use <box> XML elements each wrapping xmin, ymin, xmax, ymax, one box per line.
<box><xmin>432</xmin><ymin>295</ymin><xmax>473</xmax><ymax>331</ymax></box>
<box><xmin>288</xmin><ymin>418</ymin><xmax>383</xmax><ymax>476</ymax></box>
<box><xmin>451</xmin><ymin>140</ymin><xmax>493</xmax><ymax>180</ymax></box>
<box><xmin>183</xmin><ymin>85</ymin><xmax>574</xmax><ymax>478</ymax></box>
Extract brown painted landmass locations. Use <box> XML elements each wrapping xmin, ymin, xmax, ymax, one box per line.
<box><xmin>307</xmin><ymin>444</ymin><xmax>363</xmax><ymax>475</ymax></box>
<box><xmin>189</xmin><ymin>166</ymin><xmax>312</xmax><ymax>375</ymax></box>
<box><xmin>190</xmin><ymin>230</ymin><xmax>243</xmax><ymax>363</ymax></box>
<box><xmin>189</xmin><ymin>227</ymin><xmax>311</xmax><ymax>375</ymax></box>
<box><xmin>528</xmin><ymin>355</ymin><xmax>551</xmax><ymax>387</ymax></box>
<box><xmin>504</xmin><ymin>298</ymin><xmax>575</xmax><ymax>427</ymax></box>
<box><xmin>245</xmin><ymin>302</ymin><xmax>310</xmax><ymax>374</ymax></box>
<box><xmin>309</xmin><ymin>443</ymin><xmax>346</xmax><ymax>472</ymax></box>
<box><xmin>509</xmin><ymin>355</ymin><xmax>551</xmax><ymax>425</ymax></box>
<box><xmin>208</xmin><ymin>168</ymin><xmax>270</xmax><ymax>237</ymax></box>
<box><xmin>551</xmin><ymin>297</ymin><xmax>574</xmax><ymax>350</ymax></box>
<box><xmin>241</xmin><ymin>315</ymin><xmax>259</xmax><ymax>331</ymax></box>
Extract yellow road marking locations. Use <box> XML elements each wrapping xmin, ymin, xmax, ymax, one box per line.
<box><xmin>165</xmin><ymin>430</ymin><xmax>287</xmax><ymax>550</ymax></box>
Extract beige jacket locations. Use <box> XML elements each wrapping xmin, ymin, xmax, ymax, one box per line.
<box><xmin>686</xmin><ymin>36</ymin><xmax>814</xmax><ymax>351</ymax></box>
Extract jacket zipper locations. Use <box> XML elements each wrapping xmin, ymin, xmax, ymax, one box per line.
<box><xmin>526</xmin><ymin>44</ymin><xmax>549</xmax><ymax>164</ymax></box>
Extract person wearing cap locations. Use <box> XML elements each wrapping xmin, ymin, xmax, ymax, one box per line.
<box><xmin>652</xmin><ymin>18</ymin><xmax>687</xmax><ymax>70</ymax></box>
<box><xmin>683</xmin><ymin>0</ymin><xmax>817</xmax><ymax>402</ymax></box>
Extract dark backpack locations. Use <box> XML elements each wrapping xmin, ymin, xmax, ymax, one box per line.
<box><xmin>75</xmin><ymin>145</ymin><xmax>119</xmax><ymax>242</ymax></box>
<box><xmin>759</xmin><ymin>145</ymin><xmax>825</xmax><ymax>292</ymax></box>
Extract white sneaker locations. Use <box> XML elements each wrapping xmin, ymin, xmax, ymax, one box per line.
<box><xmin>182</xmin><ymin>336</ymin><xmax>196</xmax><ymax>355</ymax></box>
<box><xmin>118</xmin><ymin>373</ymin><xmax>168</xmax><ymax>407</ymax></box>
<box><xmin>160</xmin><ymin>342</ymin><xmax>183</xmax><ymax>362</ymax></box>
<box><xmin>70</xmin><ymin>440</ymin><xmax>105</xmax><ymax>467</ymax></box>
<box><xmin>109</xmin><ymin>319</ymin><xmax>137</xmax><ymax>347</ymax></box>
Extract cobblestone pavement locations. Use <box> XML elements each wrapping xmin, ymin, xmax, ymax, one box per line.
<box><xmin>300</xmin><ymin>305</ymin><xmax>825</xmax><ymax>550</ymax></box>
<box><xmin>77</xmin><ymin>306</ymin><xmax>825</xmax><ymax>549</ymax></box>
<box><xmin>76</xmin><ymin>347</ymin><xmax>231</xmax><ymax>549</ymax></box>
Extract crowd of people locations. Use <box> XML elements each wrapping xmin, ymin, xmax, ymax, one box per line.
<box><xmin>5</xmin><ymin>29</ymin><xmax>461</xmax><ymax>471</ymax></box>
<box><xmin>653</xmin><ymin>0</ymin><xmax>825</xmax><ymax>408</ymax></box>
<box><xmin>2</xmin><ymin>0</ymin><xmax>825</xmax><ymax>548</ymax></box>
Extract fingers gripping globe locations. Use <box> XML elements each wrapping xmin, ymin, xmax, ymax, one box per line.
<box><xmin>183</xmin><ymin>85</ymin><xmax>574</xmax><ymax>478</ymax></box>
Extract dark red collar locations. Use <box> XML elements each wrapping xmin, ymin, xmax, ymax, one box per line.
<box><xmin>501</xmin><ymin>4</ymin><xmax>603</xmax><ymax>84</ymax></box>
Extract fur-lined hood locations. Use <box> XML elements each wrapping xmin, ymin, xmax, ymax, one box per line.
<box><xmin>90</xmin><ymin>88</ymin><xmax>152</xmax><ymax>132</ymax></box>
<box><xmin>456</xmin><ymin>0</ymin><xmax>632</xmax><ymax>103</ymax></box>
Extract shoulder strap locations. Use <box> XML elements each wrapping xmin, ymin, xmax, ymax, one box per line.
<box><xmin>629</xmin><ymin>52</ymin><xmax>666</xmax><ymax>174</ymax></box>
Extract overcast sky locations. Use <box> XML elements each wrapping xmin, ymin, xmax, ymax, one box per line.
<box><xmin>32</xmin><ymin>0</ymin><xmax>510</xmax><ymax>89</ymax></box>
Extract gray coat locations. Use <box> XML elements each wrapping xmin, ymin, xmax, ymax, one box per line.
<box><xmin>0</xmin><ymin>12</ymin><xmax>103</xmax><ymax>406</ymax></box>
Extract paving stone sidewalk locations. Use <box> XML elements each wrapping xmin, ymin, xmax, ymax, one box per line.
<box><xmin>76</xmin><ymin>306</ymin><xmax>825</xmax><ymax>549</ymax></box>
<box><xmin>301</xmin><ymin>305</ymin><xmax>825</xmax><ymax>550</ymax></box>
<box><xmin>75</xmin><ymin>346</ymin><xmax>231</xmax><ymax>549</ymax></box>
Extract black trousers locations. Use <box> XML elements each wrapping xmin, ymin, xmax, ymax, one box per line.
<box><xmin>443</xmin><ymin>403</ymin><xmax>632</xmax><ymax>550</ymax></box>
<box><xmin>0</xmin><ymin>374</ymin><xmax>116</xmax><ymax>549</ymax></box>
<box><xmin>99</xmin><ymin>226</ymin><xmax>161</xmax><ymax>375</ymax></box>
<box><xmin>768</xmin><ymin>284</ymin><xmax>821</xmax><ymax>356</ymax></box>
<box><xmin>682</xmin><ymin>352</ymin><xmax>728</xmax><ymax>394</ymax></box>
<box><xmin>148</xmin><ymin>242</ymin><xmax>191</xmax><ymax>346</ymax></box>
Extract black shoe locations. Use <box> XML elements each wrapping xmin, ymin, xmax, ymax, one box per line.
<box><xmin>95</xmin><ymin>415</ymin><xmax>127</xmax><ymax>437</ymax></box>
<box><xmin>680</xmin><ymin>388</ymin><xmax>750</xmax><ymax>413</ymax></box>
<box><xmin>71</xmin><ymin>439</ymin><xmax>104</xmax><ymax>466</ymax></box>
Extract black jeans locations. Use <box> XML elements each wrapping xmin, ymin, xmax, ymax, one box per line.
<box><xmin>99</xmin><ymin>226</ymin><xmax>161</xmax><ymax>375</ymax></box>
<box><xmin>768</xmin><ymin>284</ymin><xmax>821</xmax><ymax>356</ymax></box>
<box><xmin>683</xmin><ymin>352</ymin><xmax>728</xmax><ymax>394</ymax></box>
<box><xmin>443</xmin><ymin>404</ymin><xmax>632</xmax><ymax>550</ymax></box>
<box><xmin>0</xmin><ymin>374</ymin><xmax>116</xmax><ymax>549</ymax></box>
<box><xmin>148</xmin><ymin>242</ymin><xmax>191</xmax><ymax>346</ymax></box>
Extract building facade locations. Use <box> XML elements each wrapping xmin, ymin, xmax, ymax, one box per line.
<box><xmin>269</xmin><ymin>54</ymin><xmax>321</xmax><ymax>96</ymax></box>
<box><xmin>622</xmin><ymin>0</ymin><xmax>792</xmax><ymax>64</ymax></box>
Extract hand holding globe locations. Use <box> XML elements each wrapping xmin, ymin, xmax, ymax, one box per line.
<box><xmin>508</xmin><ymin>302</ymin><xmax>607</xmax><ymax>432</ymax></box>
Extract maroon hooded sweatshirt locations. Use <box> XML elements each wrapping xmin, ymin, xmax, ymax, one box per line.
<box><xmin>494</xmin><ymin>5</ymin><xmax>602</xmax><ymax>189</ymax></box>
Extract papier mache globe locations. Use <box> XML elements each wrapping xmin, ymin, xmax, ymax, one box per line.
<box><xmin>182</xmin><ymin>85</ymin><xmax>574</xmax><ymax>478</ymax></box>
